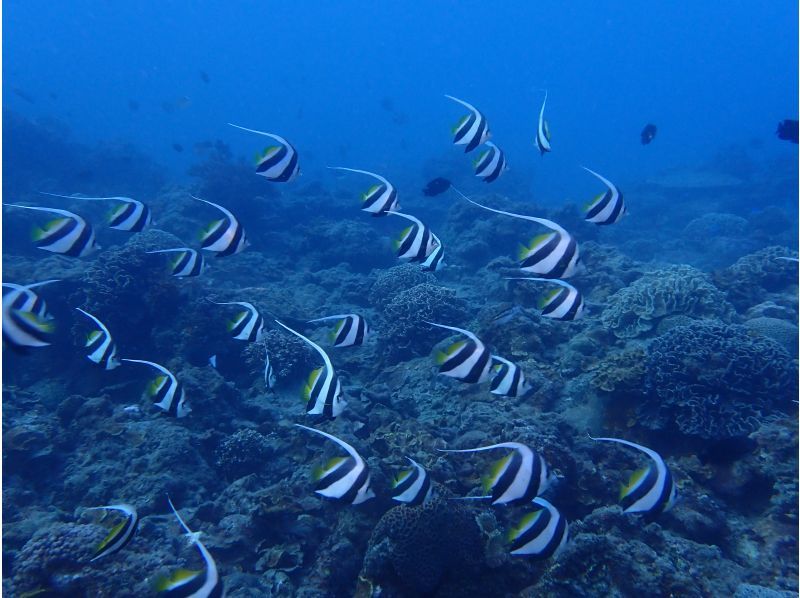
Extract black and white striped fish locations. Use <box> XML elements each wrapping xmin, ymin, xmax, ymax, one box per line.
<box><xmin>41</xmin><ymin>192</ymin><xmax>152</xmax><ymax>232</ymax></box>
<box><xmin>308</xmin><ymin>314</ymin><xmax>369</xmax><ymax>347</ymax></box>
<box><xmin>193</xmin><ymin>195</ymin><xmax>248</xmax><ymax>257</ymax></box>
<box><xmin>295</xmin><ymin>424</ymin><xmax>375</xmax><ymax>505</ymax></box>
<box><xmin>453</xmin><ymin>190</ymin><xmax>580</xmax><ymax>279</ymax></box>
<box><xmin>429</xmin><ymin>322</ymin><xmax>492</xmax><ymax>384</ymax></box>
<box><xmin>275</xmin><ymin>320</ymin><xmax>346</xmax><ymax>418</ymax></box>
<box><xmin>507</xmin><ymin>277</ymin><xmax>585</xmax><ymax>321</ymax></box>
<box><xmin>474</xmin><ymin>142</ymin><xmax>508</xmax><ymax>182</ymax></box>
<box><xmin>391</xmin><ymin>457</ymin><xmax>433</xmax><ymax>506</ymax></box>
<box><xmin>212</xmin><ymin>301</ymin><xmax>265</xmax><ymax>342</ymax></box>
<box><xmin>508</xmin><ymin>498</ymin><xmax>568</xmax><ymax>559</ymax></box>
<box><xmin>122</xmin><ymin>358</ymin><xmax>190</xmax><ymax>418</ymax></box>
<box><xmin>590</xmin><ymin>435</ymin><xmax>677</xmax><ymax>516</ymax></box>
<box><xmin>76</xmin><ymin>308</ymin><xmax>120</xmax><ymax>370</ymax></box>
<box><xmin>2</xmin><ymin>285</ymin><xmax>54</xmax><ymax>350</ymax></box>
<box><xmin>229</xmin><ymin>123</ymin><xmax>300</xmax><ymax>182</ymax></box>
<box><xmin>582</xmin><ymin>167</ymin><xmax>626</xmax><ymax>225</ymax></box>
<box><xmin>4</xmin><ymin>204</ymin><xmax>99</xmax><ymax>257</ymax></box>
<box><xmin>439</xmin><ymin>442</ymin><xmax>552</xmax><ymax>506</ymax></box>
<box><xmin>264</xmin><ymin>348</ymin><xmax>276</xmax><ymax>389</ymax></box>
<box><xmin>327</xmin><ymin>166</ymin><xmax>399</xmax><ymax>216</ymax></box>
<box><xmin>155</xmin><ymin>498</ymin><xmax>224</xmax><ymax>598</ymax></box>
<box><xmin>389</xmin><ymin>211</ymin><xmax>436</xmax><ymax>262</ymax></box>
<box><xmin>86</xmin><ymin>504</ymin><xmax>139</xmax><ymax>562</ymax></box>
<box><xmin>2</xmin><ymin>280</ymin><xmax>59</xmax><ymax>320</ymax></box>
<box><xmin>446</xmin><ymin>94</ymin><xmax>490</xmax><ymax>152</ymax></box>
<box><xmin>535</xmin><ymin>91</ymin><xmax>551</xmax><ymax>155</ymax></box>
<box><xmin>421</xmin><ymin>233</ymin><xmax>445</xmax><ymax>272</ymax></box>
<box><xmin>489</xmin><ymin>355</ymin><xmax>532</xmax><ymax>397</ymax></box>
<box><xmin>147</xmin><ymin>247</ymin><xmax>206</xmax><ymax>277</ymax></box>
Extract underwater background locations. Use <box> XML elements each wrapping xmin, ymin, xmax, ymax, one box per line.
<box><xmin>2</xmin><ymin>1</ymin><xmax>798</xmax><ymax>596</ymax></box>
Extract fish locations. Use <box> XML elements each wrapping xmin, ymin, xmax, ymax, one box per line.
<box><xmin>264</xmin><ymin>348</ymin><xmax>276</xmax><ymax>389</ymax></box>
<box><xmin>428</xmin><ymin>321</ymin><xmax>492</xmax><ymax>384</ymax></box>
<box><xmin>776</xmin><ymin>256</ymin><xmax>799</xmax><ymax>263</ymax></box>
<box><xmin>228</xmin><ymin>123</ymin><xmax>300</xmax><ymax>182</ymax></box>
<box><xmin>388</xmin><ymin>211</ymin><xmax>436</xmax><ymax>262</ymax></box>
<box><xmin>76</xmin><ymin>308</ymin><xmax>121</xmax><ymax>370</ymax></box>
<box><xmin>391</xmin><ymin>457</ymin><xmax>433</xmax><ymax>506</ymax></box>
<box><xmin>155</xmin><ymin>497</ymin><xmax>224</xmax><ymax>597</ymax></box>
<box><xmin>307</xmin><ymin>314</ymin><xmax>369</xmax><ymax>348</ymax></box>
<box><xmin>581</xmin><ymin>167</ymin><xmax>626</xmax><ymax>225</ymax></box>
<box><xmin>172</xmin><ymin>143</ymin><xmax>184</xmax><ymax>153</ymax></box>
<box><xmin>438</xmin><ymin>441</ymin><xmax>553</xmax><ymax>506</ymax></box>
<box><xmin>1</xmin><ymin>280</ymin><xmax>59</xmax><ymax>320</ymax></box>
<box><xmin>445</xmin><ymin>95</ymin><xmax>490</xmax><ymax>152</ymax></box>
<box><xmin>40</xmin><ymin>192</ymin><xmax>152</xmax><ymax>232</ymax></box>
<box><xmin>275</xmin><ymin>320</ymin><xmax>346</xmax><ymax>418</ymax></box>
<box><xmin>507</xmin><ymin>497</ymin><xmax>568</xmax><ymax>559</ymax></box>
<box><xmin>641</xmin><ymin>123</ymin><xmax>657</xmax><ymax>145</ymax></box>
<box><xmin>451</xmin><ymin>189</ymin><xmax>580</xmax><ymax>279</ymax></box>
<box><xmin>2</xmin><ymin>286</ymin><xmax>55</xmax><ymax>350</ymax></box>
<box><xmin>489</xmin><ymin>355</ymin><xmax>532</xmax><ymax>397</ymax></box>
<box><xmin>208</xmin><ymin>355</ymin><xmax>217</xmax><ymax>368</ymax></box>
<box><xmin>776</xmin><ymin>119</ymin><xmax>798</xmax><ymax>143</ymax></box>
<box><xmin>200</xmin><ymin>70</ymin><xmax>210</xmax><ymax>84</ymax></box>
<box><xmin>506</xmin><ymin>277</ymin><xmax>585</xmax><ymax>321</ymax></box>
<box><xmin>146</xmin><ymin>248</ymin><xmax>206</xmax><ymax>277</ymax></box>
<box><xmin>589</xmin><ymin>435</ymin><xmax>677</xmax><ymax>516</ymax></box>
<box><xmin>421</xmin><ymin>232</ymin><xmax>445</xmax><ymax>272</ymax></box>
<box><xmin>121</xmin><ymin>359</ymin><xmax>190</xmax><ymax>418</ymax></box>
<box><xmin>4</xmin><ymin>204</ymin><xmax>100</xmax><ymax>257</ymax></box>
<box><xmin>535</xmin><ymin>91</ymin><xmax>551</xmax><ymax>155</ymax></box>
<box><xmin>422</xmin><ymin>177</ymin><xmax>452</xmax><ymax>197</ymax></box>
<box><xmin>211</xmin><ymin>300</ymin><xmax>265</xmax><ymax>342</ymax></box>
<box><xmin>327</xmin><ymin>167</ymin><xmax>399</xmax><ymax>216</ymax></box>
<box><xmin>85</xmin><ymin>504</ymin><xmax>139</xmax><ymax>562</ymax></box>
<box><xmin>192</xmin><ymin>195</ymin><xmax>248</xmax><ymax>257</ymax></box>
<box><xmin>474</xmin><ymin>141</ymin><xmax>508</xmax><ymax>182</ymax></box>
<box><xmin>295</xmin><ymin>424</ymin><xmax>375</xmax><ymax>504</ymax></box>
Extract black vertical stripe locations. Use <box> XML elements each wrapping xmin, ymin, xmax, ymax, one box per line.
<box><xmin>620</xmin><ymin>465</ymin><xmax>658</xmax><ymax>511</ymax></box>
<box><xmin>490</xmin><ymin>450</ymin><xmax>522</xmax><ymax>502</ymax></box>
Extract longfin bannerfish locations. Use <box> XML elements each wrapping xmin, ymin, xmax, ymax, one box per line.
<box><xmin>76</xmin><ymin>308</ymin><xmax>121</xmax><ymax>370</ymax></box>
<box><xmin>438</xmin><ymin>441</ymin><xmax>551</xmax><ymax>506</ymax></box>
<box><xmin>535</xmin><ymin>91</ymin><xmax>551</xmax><ymax>155</ymax></box>
<box><xmin>211</xmin><ymin>300</ymin><xmax>265</xmax><ymax>342</ymax></box>
<box><xmin>121</xmin><ymin>359</ymin><xmax>190</xmax><ymax>417</ymax></box>
<box><xmin>508</xmin><ymin>497</ymin><xmax>568</xmax><ymax>559</ymax></box>
<box><xmin>581</xmin><ymin>167</ymin><xmax>626</xmax><ymax>225</ymax></box>
<box><xmin>4</xmin><ymin>203</ymin><xmax>100</xmax><ymax>257</ymax></box>
<box><xmin>86</xmin><ymin>504</ymin><xmax>139</xmax><ymax>561</ymax></box>
<box><xmin>192</xmin><ymin>195</ymin><xmax>248</xmax><ymax>257</ymax></box>
<box><xmin>489</xmin><ymin>355</ymin><xmax>532</xmax><ymax>397</ymax></box>
<box><xmin>327</xmin><ymin>166</ymin><xmax>399</xmax><ymax>216</ymax></box>
<box><xmin>307</xmin><ymin>314</ymin><xmax>369</xmax><ymax>347</ymax></box>
<box><xmin>275</xmin><ymin>320</ymin><xmax>346</xmax><ymax>418</ymax></box>
<box><xmin>428</xmin><ymin>321</ymin><xmax>492</xmax><ymax>384</ymax></box>
<box><xmin>474</xmin><ymin>141</ymin><xmax>508</xmax><ymax>183</ymax></box>
<box><xmin>445</xmin><ymin>94</ymin><xmax>490</xmax><ymax>152</ymax></box>
<box><xmin>2</xmin><ymin>286</ymin><xmax>55</xmax><ymax>350</ymax></box>
<box><xmin>506</xmin><ymin>277</ymin><xmax>585</xmax><ymax>321</ymax></box>
<box><xmin>1</xmin><ymin>280</ymin><xmax>59</xmax><ymax>320</ymax></box>
<box><xmin>589</xmin><ymin>435</ymin><xmax>677</xmax><ymax>516</ymax></box>
<box><xmin>147</xmin><ymin>248</ymin><xmax>206</xmax><ymax>277</ymax></box>
<box><xmin>391</xmin><ymin>457</ymin><xmax>433</xmax><ymax>506</ymax></box>
<box><xmin>228</xmin><ymin>123</ymin><xmax>300</xmax><ymax>182</ymax></box>
<box><xmin>40</xmin><ymin>192</ymin><xmax>152</xmax><ymax>232</ymax></box>
<box><xmin>264</xmin><ymin>347</ymin><xmax>276</xmax><ymax>389</ymax></box>
<box><xmin>388</xmin><ymin>211</ymin><xmax>436</xmax><ymax>262</ymax></box>
<box><xmin>776</xmin><ymin>256</ymin><xmax>799</xmax><ymax>263</ymax></box>
<box><xmin>154</xmin><ymin>498</ymin><xmax>224</xmax><ymax>597</ymax></box>
<box><xmin>421</xmin><ymin>232</ymin><xmax>445</xmax><ymax>272</ymax></box>
<box><xmin>451</xmin><ymin>188</ymin><xmax>580</xmax><ymax>279</ymax></box>
<box><xmin>295</xmin><ymin>424</ymin><xmax>375</xmax><ymax>505</ymax></box>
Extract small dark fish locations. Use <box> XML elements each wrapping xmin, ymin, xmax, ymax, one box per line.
<box><xmin>422</xmin><ymin>177</ymin><xmax>451</xmax><ymax>197</ymax></box>
<box><xmin>172</xmin><ymin>143</ymin><xmax>184</xmax><ymax>153</ymax></box>
<box><xmin>776</xmin><ymin>119</ymin><xmax>798</xmax><ymax>144</ymax></box>
<box><xmin>49</xmin><ymin>92</ymin><xmax>58</xmax><ymax>101</ymax></box>
<box><xmin>11</xmin><ymin>87</ymin><xmax>35</xmax><ymax>104</ymax></box>
<box><xmin>640</xmin><ymin>124</ymin><xmax>657</xmax><ymax>145</ymax></box>
<box><xmin>128</xmin><ymin>100</ymin><xmax>139</xmax><ymax>112</ymax></box>
<box><xmin>200</xmin><ymin>70</ymin><xmax>210</xmax><ymax>84</ymax></box>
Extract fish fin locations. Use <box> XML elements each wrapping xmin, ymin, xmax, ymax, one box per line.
<box><xmin>31</xmin><ymin>218</ymin><xmax>68</xmax><ymax>240</ymax></box>
<box><xmin>94</xmin><ymin>520</ymin><xmax>126</xmax><ymax>555</ymax></box>
<box><xmin>108</xmin><ymin>203</ymin><xmax>127</xmax><ymax>222</ymax></box>
<box><xmin>16</xmin><ymin>310</ymin><xmax>54</xmax><ymax>333</ymax></box>
<box><xmin>482</xmin><ymin>453</ymin><xmax>512</xmax><ymax>492</ymax></box>
<box><xmin>518</xmin><ymin>232</ymin><xmax>555</xmax><ymax>259</ymax></box>
<box><xmin>227</xmin><ymin>311</ymin><xmax>247</xmax><ymax>331</ymax></box>
<box><xmin>302</xmin><ymin>367</ymin><xmax>323</xmax><ymax>402</ymax></box>
<box><xmin>435</xmin><ymin>340</ymin><xmax>466</xmax><ymax>365</ymax></box>
<box><xmin>620</xmin><ymin>467</ymin><xmax>650</xmax><ymax>500</ymax></box>
<box><xmin>85</xmin><ymin>330</ymin><xmax>102</xmax><ymax>346</ymax></box>
<box><xmin>199</xmin><ymin>219</ymin><xmax>224</xmax><ymax>241</ymax></box>
<box><xmin>393</xmin><ymin>226</ymin><xmax>413</xmax><ymax>250</ymax></box>
<box><xmin>147</xmin><ymin>375</ymin><xmax>167</xmax><ymax>396</ymax></box>
<box><xmin>473</xmin><ymin>149</ymin><xmax>489</xmax><ymax>167</ymax></box>
<box><xmin>538</xmin><ymin>288</ymin><xmax>561</xmax><ymax>309</ymax></box>
<box><xmin>153</xmin><ymin>569</ymin><xmax>203</xmax><ymax>592</ymax></box>
<box><xmin>451</xmin><ymin>115</ymin><xmax>468</xmax><ymax>134</ymax></box>
<box><xmin>312</xmin><ymin>456</ymin><xmax>346</xmax><ymax>481</ymax></box>
<box><xmin>256</xmin><ymin>146</ymin><xmax>281</xmax><ymax>164</ymax></box>
<box><xmin>584</xmin><ymin>192</ymin><xmax>605</xmax><ymax>211</ymax></box>
<box><xmin>392</xmin><ymin>469</ymin><xmax>413</xmax><ymax>488</ymax></box>
<box><xmin>362</xmin><ymin>184</ymin><xmax>381</xmax><ymax>201</ymax></box>
<box><xmin>507</xmin><ymin>510</ymin><xmax>543</xmax><ymax>542</ymax></box>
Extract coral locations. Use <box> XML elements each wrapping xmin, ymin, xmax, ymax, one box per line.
<box><xmin>248</xmin><ymin>330</ymin><xmax>316</xmax><ymax>380</ymax></box>
<box><xmin>713</xmin><ymin>246</ymin><xmax>798</xmax><ymax>310</ymax></box>
<box><xmin>683</xmin><ymin>212</ymin><xmax>748</xmax><ymax>241</ymax></box>
<box><xmin>744</xmin><ymin>317</ymin><xmax>798</xmax><ymax>357</ymax></box>
<box><xmin>215</xmin><ymin>429</ymin><xmax>273</xmax><ymax>480</ymax></box>
<box><xmin>368</xmin><ymin>263</ymin><xmax>434</xmax><ymax>308</ymax></box>
<box><xmin>361</xmin><ymin>494</ymin><xmax>484</xmax><ymax>595</ymax></box>
<box><xmin>601</xmin><ymin>264</ymin><xmax>734</xmax><ymax>339</ymax></box>
<box><xmin>641</xmin><ymin>321</ymin><xmax>797</xmax><ymax>439</ymax></box>
<box><xmin>588</xmin><ymin>346</ymin><xmax>646</xmax><ymax>394</ymax></box>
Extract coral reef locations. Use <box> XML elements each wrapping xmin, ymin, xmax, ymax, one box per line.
<box><xmin>743</xmin><ymin>317</ymin><xmax>798</xmax><ymax>357</ymax></box>
<box><xmin>368</xmin><ymin>264</ymin><xmax>434</xmax><ymax>307</ymax></box>
<box><xmin>713</xmin><ymin>246</ymin><xmax>798</xmax><ymax>311</ymax></box>
<box><xmin>215</xmin><ymin>429</ymin><xmax>273</xmax><ymax>480</ymax></box>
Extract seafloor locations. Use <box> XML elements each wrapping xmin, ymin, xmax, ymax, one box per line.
<box><xmin>2</xmin><ymin>114</ymin><xmax>798</xmax><ymax>597</ymax></box>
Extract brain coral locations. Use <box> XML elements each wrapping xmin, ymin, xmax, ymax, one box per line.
<box><xmin>713</xmin><ymin>246</ymin><xmax>798</xmax><ymax>310</ymax></box>
<box><xmin>368</xmin><ymin>263</ymin><xmax>434</xmax><ymax>308</ymax></box>
<box><xmin>641</xmin><ymin>321</ymin><xmax>797</xmax><ymax>439</ymax></box>
<box><xmin>601</xmin><ymin>264</ymin><xmax>734</xmax><ymax>339</ymax></box>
